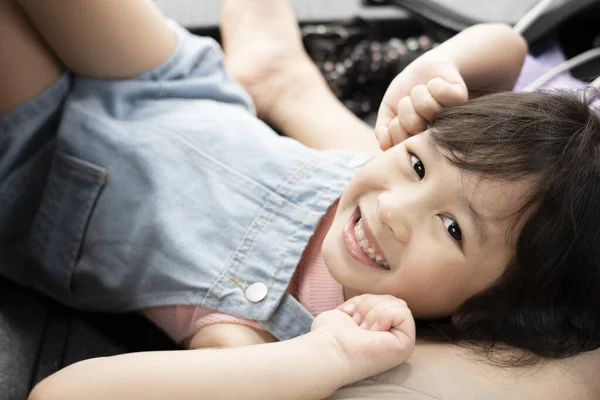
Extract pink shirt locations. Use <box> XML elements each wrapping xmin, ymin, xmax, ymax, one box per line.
<box><xmin>143</xmin><ymin>204</ymin><xmax>343</xmax><ymax>343</ymax></box>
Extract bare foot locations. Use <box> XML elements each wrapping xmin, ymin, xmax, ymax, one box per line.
<box><xmin>220</xmin><ymin>0</ymin><xmax>327</xmax><ymax>124</ymax></box>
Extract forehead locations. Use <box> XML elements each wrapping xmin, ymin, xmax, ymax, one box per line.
<box><xmin>461</xmin><ymin>174</ymin><xmax>537</xmax><ymax>261</ymax></box>
<box><xmin>464</xmin><ymin>176</ymin><xmax>532</xmax><ymax>219</ymax></box>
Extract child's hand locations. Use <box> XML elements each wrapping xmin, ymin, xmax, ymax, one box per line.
<box><xmin>311</xmin><ymin>294</ymin><xmax>415</xmax><ymax>383</ymax></box>
<box><xmin>375</xmin><ymin>59</ymin><xmax>468</xmax><ymax>150</ymax></box>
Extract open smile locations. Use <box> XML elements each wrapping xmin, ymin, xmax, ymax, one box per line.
<box><xmin>343</xmin><ymin>207</ymin><xmax>390</xmax><ymax>270</ymax></box>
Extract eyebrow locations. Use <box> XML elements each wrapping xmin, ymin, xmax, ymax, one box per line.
<box><xmin>423</xmin><ymin>137</ymin><xmax>489</xmax><ymax>245</ymax></box>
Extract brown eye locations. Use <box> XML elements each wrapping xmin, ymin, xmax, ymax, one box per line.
<box><xmin>442</xmin><ymin>215</ymin><xmax>462</xmax><ymax>243</ymax></box>
<box><xmin>410</xmin><ymin>153</ymin><xmax>425</xmax><ymax>179</ymax></box>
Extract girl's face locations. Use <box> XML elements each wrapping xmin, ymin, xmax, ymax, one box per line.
<box><xmin>323</xmin><ymin>132</ymin><xmax>532</xmax><ymax>318</ymax></box>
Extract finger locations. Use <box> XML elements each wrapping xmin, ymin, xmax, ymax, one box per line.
<box><xmin>338</xmin><ymin>298</ymin><xmax>360</xmax><ymax>315</ymax></box>
<box><xmin>375</xmin><ymin>101</ymin><xmax>397</xmax><ymax>145</ymax></box>
<box><xmin>311</xmin><ymin>308</ymin><xmax>356</xmax><ymax>332</ymax></box>
<box><xmin>389</xmin><ymin>307</ymin><xmax>416</xmax><ymax>350</ymax></box>
<box><xmin>396</xmin><ymin>96</ymin><xmax>427</xmax><ymax>135</ymax></box>
<box><xmin>351</xmin><ymin>294</ymin><xmax>397</xmax><ymax>327</ymax></box>
<box><xmin>360</xmin><ymin>299</ymin><xmax>408</xmax><ymax>331</ymax></box>
<box><xmin>362</xmin><ymin>303</ymin><xmax>415</xmax><ymax>352</ymax></box>
<box><xmin>337</xmin><ymin>296</ymin><xmax>368</xmax><ymax>325</ymax></box>
<box><xmin>410</xmin><ymin>84</ymin><xmax>443</xmax><ymax>122</ymax></box>
<box><xmin>338</xmin><ymin>294</ymin><xmax>371</xmax><ymax>326</ymax></box>
<box><xmin>426</xmin><ymin>77</ymin><xmax>468</xmax><ymax>108</ymax></box>
<box><xmin>375</xmin><ymin>125</ymin><xmax>393</xmax><ymax>151</ymax></box>
<box><xmin>388</xmin><ymin>116</ymin><xmax>409</xmax><ymax>147</ymax></box>
<box><xmin>360</xmin><ymin>303</ymin><xmax>397</xmax><ymax>331</ymax></box>
<box><xmin>375</xmin><ymin>71</ymin><xmax>407</xmax><ymax>133</ymax></box>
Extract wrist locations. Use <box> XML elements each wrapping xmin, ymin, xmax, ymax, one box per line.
<box><xmin>407</xmin><ymin>53</ymin><xmax>459</xmax><ymax>79</ymax></box>
<box><xmin>301</xmin><ymin>329</ymin><xmax>355</xmax><ymax>388</ymax></box>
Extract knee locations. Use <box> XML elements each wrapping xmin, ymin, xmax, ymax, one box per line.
<box><xmin>28</xmin><ymin>375</ymin><xmax>65</xmax><ymax>400</ymax></box>
<box><xmin>28</xmin><ymin>382</ymin><xmax>53</xmax><ymax>400</ymax></box>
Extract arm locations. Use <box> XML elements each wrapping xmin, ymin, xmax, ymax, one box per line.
<box><xmin>269</xmin><ymin>75</ymin><xmax>383</xmax><ymax>154</ymax></box>
<box><xmin>415</xmin><ymin>23</ymin><xmax>528</xmax><ymax>93</ymax></box>
<box><xmin>374</xmin><ymin>23</ymin><xmax>527</xmax><ymax>147</ymax></box>
<box><xmin>29</xmin><ymin>295</ymin><xmax>415</xmax><ymax>400</ymax></box>
<box><xmin>30</xmin><ymin>331</ymin><xmax>347</xmax><ymax>400</ymax></box>
<box><xmin>261</xmin><ymin>23</ymin><xmax>526</xmax><ymax>154</ymax></box>
<box><xmin>220</xmin><ymin>0</ymin><xmax>382</xmax><ymax>154</ymax></box>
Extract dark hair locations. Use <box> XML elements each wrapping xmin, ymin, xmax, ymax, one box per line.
<box><xmin>417</xmin><ymin>89</ymin><xmax>600</xmax><ymax>366</ymax></box>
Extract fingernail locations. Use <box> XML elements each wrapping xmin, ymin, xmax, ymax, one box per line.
<box><xmin>360</xmin><ymin>321</ymin><xmax>371</xmax><ymax>330</ymax></box>
<box><xmin>341</xmin><ymin>303</ymin><xmax>357</xmax><ymax>314</ymax></box>
<box><xmin>369</xmin><ymin>321</ymin><xmax>380</xmax><ymax>331</ymax></box>
<box><xmin>353</xmin><ymin>313</ymin><xmax>362</xmax><ymax>324</ymax></box>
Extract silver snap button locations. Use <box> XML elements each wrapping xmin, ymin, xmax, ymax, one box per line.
<box><xmin>245</xmin><ymin>282</ymin><xmax>268</xmax><ymax>303</ymax></box>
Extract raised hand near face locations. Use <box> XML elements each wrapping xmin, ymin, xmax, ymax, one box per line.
<box><xmin>375</xmin><ymin>58</ymin><xmax>468</xmax><ymax>150</ymax></box>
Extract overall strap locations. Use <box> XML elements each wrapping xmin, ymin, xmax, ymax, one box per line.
<box><xmin>259</xmin><ymin>292</ymin><xmax>314</xmax><ymax>341</ymax></box>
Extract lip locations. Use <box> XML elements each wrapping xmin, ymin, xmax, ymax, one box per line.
<box><xmin>343</xmin><ymin>207</ymin><xmax>390</xmax><ymax>271</ymax></box>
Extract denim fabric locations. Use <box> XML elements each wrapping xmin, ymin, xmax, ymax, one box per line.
<box><xmin>0</xmin><ymin>76</ymin><xmax>70</xmax><ymax>301</ymax></box>
<box><xmin>0</xmin><ymin>23</ymin><xmax>371</xmax><ymax>340</ymax></box>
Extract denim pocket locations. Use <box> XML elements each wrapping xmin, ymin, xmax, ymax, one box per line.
<box><xmin>29</xmin><ymin>150</ymin><xmax>107</xmax><ymax>290</ymax></box>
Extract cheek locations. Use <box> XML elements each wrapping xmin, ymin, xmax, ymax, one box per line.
<box><xmin>321</xmin><ymin>217</ymin><xmax>349</xmax><ymax>284</ymax></box>
<box><xmin>321</xmin><ymin>228</ymin><xmax>335</xmax><ymax>263</ymax></box>
<box><xmin>388</xmin><ymin>245</ymin><xmax>471</xmax><ymax>317</ymax></box>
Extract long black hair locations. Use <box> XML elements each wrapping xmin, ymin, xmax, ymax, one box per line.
<box><xmin>419</xmin><ymin>89</ymin><xmax>600</xmax><ymax>365</ymax></box>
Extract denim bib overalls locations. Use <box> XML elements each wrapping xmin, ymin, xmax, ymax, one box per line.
<box><xmin>0</xmin><ymin>23</ymin><xmax>371</xmax><ymax>340</ymax></box>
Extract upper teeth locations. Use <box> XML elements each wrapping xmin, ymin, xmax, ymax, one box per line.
<box><xmin>354</xmin><ymin>218</ymin><xmax>389</xmax><ymax>269</ymax></box>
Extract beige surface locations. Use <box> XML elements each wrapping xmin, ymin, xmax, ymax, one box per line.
<box><xmin>329</xmin><ymin>340</ymin><xmax>600</xmax><ymax>400</ymax></box>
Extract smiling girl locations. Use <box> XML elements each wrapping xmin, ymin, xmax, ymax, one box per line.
<box><xmin>1</xmin><ymin>0</ymin><xmax>599</xmax><ymax>399</ymax></box>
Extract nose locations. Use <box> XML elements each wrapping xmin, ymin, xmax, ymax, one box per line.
<box><xmin>377</xmin><ymin>189</ymin><xmax>421</xmax><ymax>243</ymax></box>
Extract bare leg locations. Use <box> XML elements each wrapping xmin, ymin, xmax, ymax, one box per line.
<box><xmin>221</xmin><ymin>0</ymin><xmax>378</xmax><ymax>153</ymax></box>
<box><xmin>16</xmin><ymin>0</ymin><xmax>176</xmax><ymax>79</ymax></box>
<box><xmin>0</xmin><ymin>0</ymin><xmax>63</xmax><ymax>115</ymax></box>
<box><xmin>220</xmin><ymin>0</ymin><xmax>316</xmax><ymax>119</ymax></box>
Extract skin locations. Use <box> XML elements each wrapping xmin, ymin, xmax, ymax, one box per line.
<box><xmin>0</xmin><ymin>0</ymin><xmax>63</xmax><ymax>114</ymax></box>
<box><xmin>5</xmin><ymin>2</ymin><xmax>413</xmax><ymax>400</ymax></box>
<box><xmin>222</xmin><ymin>1</ymin><xmax>532</xmax><ymax>320</ymax></box>
<box><xmin>4</xmin><ymin>0</ymin><xmax>563</xmax><ymax>399</ymax></box>
<box><xmin>323</xmin><ymin>132</ymin><xmax>532</xmax><ymax>317</ymax></box>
